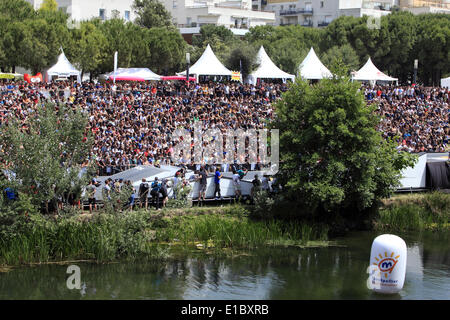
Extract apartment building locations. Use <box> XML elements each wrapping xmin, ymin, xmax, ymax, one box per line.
<box><xmin>259</xmin><ymin>0</ymin><xmax>396</xmax><ymax>27</ymax></box>
<box><xmin>399</xmin><ymin>0</ymin><xmax>450</xmax><ymax>13</ymax></box>
<box><xmin>160</xmin><ymin>0</ymin><xmax>275</xmax><ymax>28</ymax></box>
<box><xmin>26</xmin><ymin>0</ymin><xmax>137</xmax><ymax>22</ymax></box>
<box><xmin>27</xmin><ymin>0</ymin><xmax>276</xmax><ymax>43</ymax></box>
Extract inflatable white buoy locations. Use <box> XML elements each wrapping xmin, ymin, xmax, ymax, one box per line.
<box><xmin>368</xmin><ymin>234</ymin><xmax>407</xmax><ymax>294</ymax></box>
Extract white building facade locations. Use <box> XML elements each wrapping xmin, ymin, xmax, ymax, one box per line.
<box><xmin>161</xmin><ymin>0</ymin><xmax>275</xmax><ymax>28</ymax></box>
<box><xmin>27</xmin><ymin>0</ymin><xmax>274</xmax><ymax>28</ymax></box>
<box><xmin>26</xmin><ymin>0</ymin><xmax>137</xmax><ymax>22</ymax></box>
<box><xmin>259</xmin><ymin>0</ymin><xmax>397</xmax><ymax>27</ymax></box>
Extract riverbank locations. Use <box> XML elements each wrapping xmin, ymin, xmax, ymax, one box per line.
<box><xmin>0</xmin><ymin>205</ymin><xmax>329</xmax><ymax>267</ymax></box>
<box><xmin>375</xmin><ymin>192</ymin><xmax>450</xmax><ymax>232</ymax></box>
<box><xmin>1</xmin><ymin>192</ymin><xmax>448</xmax><ymax>267</ymax></box>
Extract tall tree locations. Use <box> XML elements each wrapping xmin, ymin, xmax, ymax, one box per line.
<box><xmin>144</xmin><ymin>27</ymin><xmax>186</xmax><ymax>74</ymax></box>
<box><xmin>193</xmin><ymin>25</ymin><xmax>235</xmax><ymax>48</ymax></box>
<box><xmin>71</xmin><ymin>21</ymin><xmax>107</xmax><ymax>76</ymax></box>
<box><xmin>39</xmin><ymin>0</ymin><xmax>58</xmax><ymax>11</ymax></box>
<box><xmin>0</xmin><ymin>0</ymin><xmax>35</xmax><ymax>21</ymax></box>
<box><xmin>132</xmin><ymin>0</ymin><xmax>173</xmax><ymax>28</ymax></box>
<box><xmin>225</xmin><ymin>42</ymin><xmax>258</xmax><ymax>79</ymax></box>
<box><xmin>321</xmin><ymin>44</ymin><xmax>360</xmax><ymax>73</ymax></box>
<box><xmin>414</xmin><ymin>14</ymin><xmax>450</xmax><ymax>85</ymax></box>
<box><xmin>0</xmin><ymin>103</ymin><xmax>94</xmax><ymax>214</ymax></box>
<box><xmin>272</xmin><ymin>63</ymin><xmax>416</xmax><ymax>220</ymax></box>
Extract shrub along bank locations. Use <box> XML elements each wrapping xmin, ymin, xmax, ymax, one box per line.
<box><xmin>375</xmin><ymin>192</ymin><xmax>450</xmax><ymax>232</ymax></box>
<box><xmin>0</xmin><ymin>205</ymin><xmax>329</xmax><ymax>266</ymax></box>
<box><xmin>1</xmin><ymin>192</ymin><xmax>448</xmax><ymax>267</ymax></box>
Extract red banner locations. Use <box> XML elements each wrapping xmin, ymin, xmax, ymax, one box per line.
<box><xmin>24</xmin><ymin>73</ymin><xmax>43</xmax><ymax>84</ymax></box>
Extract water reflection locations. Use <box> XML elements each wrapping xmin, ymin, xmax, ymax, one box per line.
<box><xmin>0</xmin><ymin>231</ymin><xmax>448</xmax><ymax>300</ymax></box>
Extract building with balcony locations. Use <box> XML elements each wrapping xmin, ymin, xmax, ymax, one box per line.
<box><xmin>26</xmin><ymin>0</ymin><xmax>136</xmax><ymax>22</ymax></box>
<box><xmin>161</xmin><ymin>0</ymin><xmax>275</xmax><ymax>28</ymax></box>
<box><xmin>399</xmin><ymin>0</ymin><xmax>450</xmax><ymax>14</ymax></box>
<box><xmin>263</xmin><ymin>0</ymin><xmax>396</xmax><ymax>27</ymax></box>
<box><xmin>162</xmin><ymin>0</ymin><xmax>275</xmax><ymax>43</ymax></box>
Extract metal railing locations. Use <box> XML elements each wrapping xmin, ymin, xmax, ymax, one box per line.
<box><xmin>317</xmin><ymin>21</ymin><xmax>330</xmax><ymax>27</ymax></box>
<box><xmin>279</xmin><ymin>8</ymin><xmax>313</xmax><ymax>16</ymax></box>
<box><xmin>301</xmin><ymin>20</ymin><xmax>313</xmax><ymax>27</ymax></box>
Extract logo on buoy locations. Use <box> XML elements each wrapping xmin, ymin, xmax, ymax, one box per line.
<box><xmin>368</xmin><ymin>234</ymin><xmax>407</xmax><ymax>293</ymax></box>
<box><xmin>372</xmin><ymin>251</ymin><xmax>400</xmax><ymax>278</ymax></box>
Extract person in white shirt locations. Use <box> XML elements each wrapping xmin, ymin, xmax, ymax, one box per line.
<box><xmin>232</xmin><ymin>169</ymin><xmax>242</xmax><ymax>201</ymax></box>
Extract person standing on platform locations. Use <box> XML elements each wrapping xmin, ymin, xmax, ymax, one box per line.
<box><xmin>214</xmin><ymin>166</ymin><xmax>223</xmax><ymax>200</ymax></box>
<box><xmin>139</xmin><ymin>178</ymin><xmax>149</xmax><ymax>210</ymax></box>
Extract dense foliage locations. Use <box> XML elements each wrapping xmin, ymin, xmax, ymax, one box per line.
<box><xmin>273</xmin><ymin>64</ymin><xmax>417</xmax><ymax>219</ymax></box>
<box><xmin>0</xmin><ymin>0</ymin><xmax>448</xmax><ymax>84</ymax></box>
<box><xmin>0</xmin><ymin>103</ymin><xmax>95</xmax><ymax>214</ymax></box>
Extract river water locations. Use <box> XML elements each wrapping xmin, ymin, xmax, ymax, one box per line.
<box><xmin>0</xmin><ymin>231</ymin><xmax>448</xmax><ymax>300</ymax></box>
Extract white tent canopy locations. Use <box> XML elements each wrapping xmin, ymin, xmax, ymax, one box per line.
<box><xmin>248</xmin><ymin>46</ymin><xmax>295</xmax><ymax>83</ymax></box>
<box><xmin>298</xmin><ymin>47</ymin><xmax>332</xmax><ymax>80</ymax></box>
<box><xmin>47</xmin><ymin>50</ymin><xmax>81</xmax><ymax>83</ymax></box>
<box><xmin>106</xmin><ymin>68</ymin><xmax>161</xmax><ymax>81</ymax></box>
<box><xmin>351</xmin><ymin>57</ymin><xmax>398</xmax><ymax>82</ymax></box>
<box><xmin>441</xmin><ymin>76</ymin><xmax>450</xmax><ymax>88</ymax></box>
<box><xmin>178</xmin><ymin>44</ymin><xmax>232</xmax><ymax>77</ymax></box>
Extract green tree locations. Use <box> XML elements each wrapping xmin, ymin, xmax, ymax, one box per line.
<box><xmin>414</xmin><ymin>14</ymin><xmax>450</xmax><ymax>85</ymax></box>
<box><xmin>244</xmin><ymin>25</ymin><xmax>276</xmax><ymax>44</ymax></box>
<box><xmin>225</xmin><ymin>42</ymin><xmax>258</xmax><ymax>79</ymax></box>
<box><xmin>193</xmin><ymin>25</ymin><xmax>235</xmax><ymax>47</ymax></box>
<box><xmin>20</xmin><ymin>18</ymin><xmax>64</xmax><ymax>74</ymax></box>
<box><xmin>379</xmin><ymin>12</ymin><xmax>417</xmax><ymax>82</ymax></box>
<box><xmin>0</xmin><ymin>103</ymin><xmax>95</xmax><ymax>214</ymax></box>
<box><xmin>95</xmin><ymin>19</ymin><xmax>151</xmax><ymax>74</ymax></box>
<box><xmin>39</xmin><ymin>0</ymin><xmax>58</xmax><ymax>11</ymax></box>
<box><xmin>0</xmin><ymin>22</ymin><xmax>30</xmax><ymax>72</ymax></box>
<box><xmin>245</xmin><ymin>24</ymin><xmax>322</xmax><ymax>75</ymax></box>
<box><xmin>71</xmin><ymin>21</ymin><xmax>107</xmax><ymax>77</ymax></box>
<box><xmin>273</xmin><ymin>64</ymin><xmax>416</xmax><ymax>220</ymax></box>
<box><xmin>321</xmin><ymin>44</ymin><xmax>360</xmax><ymax>72</ymax></box>
<box><xmin>268</xmin><ymin>37</ymin><xmax>308</xmax><ymax>75</ymax></box>
<box><xmin>144</xmin><ymin>27</ymin><xmax>186</xmax><ymax>74</ymax></box>
<box><xmin>0</xmin><ymin>0</ymin><xmax>35</xmax><ymax>21</ymax></box>
<box><xmin>132</xmin><ymin>0</ymin><xmax>173</xmax><ymax>28</ymax></box>
<box><xmin>0</xmin><ymin>0</ymin><xmax>35</xmax><ymax>71</ymax></box>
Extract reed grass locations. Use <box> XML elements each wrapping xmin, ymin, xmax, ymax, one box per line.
<box><xmin>152</xmin><ymin>213</ymin><xmax>329</xmax><ymax>250</ymax></box>
<box><xmin>376</xmin><ymin>192</ymin><xmax>450</xmax><ymax>231</ymax></box>
<box><xmin>0</xmin><ymin>204</ymin><xmax>330</xmax><ymax>266</ymax></box>
<box><xmin>0</xmin><ymin>211</ymin><xmax>163</xmax><ymax>266</ymax></box>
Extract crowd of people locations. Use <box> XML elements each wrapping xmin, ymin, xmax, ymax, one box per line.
<box><xmin>364</xmin><ymin>85</ymin><xmax>449</xmax><ymax>153</ymax></box>
<box><xmin>0</xmin><ymin>80</ymin><xmax>285</xmax><ymax>175</ymax></box>
<box><xmin>0</xmin><ymin>80</ymin><xmax>448</xmax><ymax>178</ymax></box>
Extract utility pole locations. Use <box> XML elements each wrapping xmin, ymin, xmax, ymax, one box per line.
<box><xmin>186</xmin><ymin>52</ymin><xmax>190</xmax><ymax>83</ymax></box>
<box><xmin>413</xmin><ymin>59</ymin><xmax>418</xmax><ymax>85</ymax></box>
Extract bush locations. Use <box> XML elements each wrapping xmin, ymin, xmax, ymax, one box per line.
<box><xmin>273</xmin><ymin>71</ymin><xmax>416</xmax><ymax>219</ymax></box>
<box><xmin>423</xmin><ymin>192</ymin><xmax>450</xmax><ymax>222</ymax></box>
<box><xmin>0</xmin><ymin>210</ymin><xmax>161</xmax><ymax>266</ymax></box>
<box><xmin>251</xmin><ymin>190</ymin><xmax>275</xmax><ymax>219</ymax></box>
<box><xmin>376</xmin><ymin>192</ymin><xmax>450</xmax><ymax>231</ymax></box>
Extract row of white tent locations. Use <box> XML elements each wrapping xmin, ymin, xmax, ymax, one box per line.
<box><xmin>44</xmin><ymin>45</ymin><xmax>398</xmax><ymax>84</ymax></box>
<box><xmin>177</xmin><ymin>44</ymin><xmax>397</xmax><ymax>83</ymax></box>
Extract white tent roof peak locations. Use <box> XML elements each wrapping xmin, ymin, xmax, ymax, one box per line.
<box><xmin>352</xmin><ymin>57</ymin><xmax>398</xmax><ymax>81</ymax></box>
<box><xmin>106</xmin><ymin>68</ymin><xmax>161</xmax><ymax>81</ymax></box>
<box><xmin>298</xmin><ymin>47</ymin><xmax>332</xmax><ymax>80</ymax></box>
<box><xmin>441</xmin><ymin>76</ymin><xmax>450</xmax><ymax>88</ymax></box>
<box><xmin>249</xmin><ymin>46</ymin><xmax>295</xmax><ymax>81</ymax></box>
<box><xmin>47</xmin><ymin>51</ymin><xmax>80</xmax><ymax>77</ymax></box>
<box><xmin>179</xmin><ymin>44</ymin><xmax>232</xmax><ymax>76</ymax></box>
